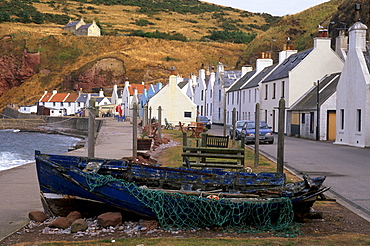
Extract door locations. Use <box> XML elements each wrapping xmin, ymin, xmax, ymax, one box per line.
<box><xmin>327</xmin><ymin>110</ymin><xmax>336</xmax><ymax>141</ymax></box>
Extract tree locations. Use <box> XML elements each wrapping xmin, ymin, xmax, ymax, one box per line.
<box><xmin>32</xmin><ymin>11</ymin><xmax>44</xmax><ymax>24</ymax></box>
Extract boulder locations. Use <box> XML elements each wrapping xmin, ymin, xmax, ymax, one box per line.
<box><xmin>66</xmin><ymin>211</ymin><xmax>83</xmax><ymax>223</ymax></box>
<box><xmin>49</xmin><ymin>217</ymin><xmax>72</xmax><ymax>229</ymax></box>
<box><xmin>71</xmin><ymin>219</ymin><xmax>88</xmax><ymax>233</ymax></box>
<box><xmin>28</xmin><ymin>211</ymin><xmax>48</xmax><ymax>222</ymax></box>
<box><xmin>97</xmin><ymin>212</ymin><xmax>122</xmax><ymax>227</ymax></box>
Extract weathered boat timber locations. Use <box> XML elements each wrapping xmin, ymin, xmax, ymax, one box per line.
<box><xmin>35</xmin><ymin>151</ymin><xmax>330</xmax><ymax>224</ymax></box>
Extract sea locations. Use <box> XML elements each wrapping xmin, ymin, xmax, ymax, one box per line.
<box><xmin>0</xmin><ymin>129</ymin><xmax>82</xmax><ymax>172</ymax></box>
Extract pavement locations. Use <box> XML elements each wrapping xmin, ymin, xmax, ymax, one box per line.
<box><xmin>0</xmin><ymin>118</ymin><xmax>134</xmax><ymax>241</ymax></box>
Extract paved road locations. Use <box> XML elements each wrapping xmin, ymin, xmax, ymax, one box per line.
<box><xmin>209</xmin><ymin>125</ymin><xmax>370</xmax><ymax>222</ymax></box>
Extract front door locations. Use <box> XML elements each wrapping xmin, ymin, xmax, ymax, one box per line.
<box><xmin>327</xmin><ymin>110</ymin><xmax>336</xmax><ymax>141</ymax></box>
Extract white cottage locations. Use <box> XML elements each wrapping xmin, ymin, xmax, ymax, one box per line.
<box><xmin>335</xmin><ymin>21</ymin><xmax>370</xmax><ymax>147</ymax></box>
<box><xmin>147</xmin><ymin>72</ymin><xmax>197</xmax><ymax>125</ymax></box>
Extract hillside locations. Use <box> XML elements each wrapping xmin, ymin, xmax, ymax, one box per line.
<box><xmin>0</xmin><ymin>0</ymin><xmax>369</xmax><ymax>113</ymax></box>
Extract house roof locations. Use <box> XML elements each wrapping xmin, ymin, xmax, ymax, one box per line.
<box><xmin>223</xmin><ymin>70</ymin><xmax>242</xmax><ymax>87</ymax></box>
<box><xmin>264</xmin><ymin>49</ymin><xmax>313</xmax><ymax>82</ymax></box>
<box><xmin>364</xmin><ymin>44</ymin><xmax>370</xmax><ymax>73</ymax></box>
<box><xmin>128</xmin><ymin>84</ymin><xmax>146</xmax><ymax>95</ymax></box>
<box><xmin>48</xmin><ymin>93</ymin><xmax>69</xmax><ymax>102</ymax></box>
<box><xmin>40</xmin><ymin>93</ymin><xmax>53</xmax><ymax>102</ymax></box>
<box><xmin>64</xmin><ymin>21</ymin><xmax>79</xmax><ymax>28</ymax></box>
<box><xmin>64</xmin><ymin>93</ymin><xmax>79</xmax><ymax>102</ymax></box>
<box><xmin>242</xmin><ymin>64</ymin><xmax>278</xmax><ymax>89</ymax></box>
<box><xmin>77</xmin><ymin>24</ymin><xmax>93</xmax><ymax>30</ymax></box>
<box><xmin>289</xmin><ymin>73</ymin><xmax>341</xmax><ymax>111</ymax></box>
<box><xmin>178</xmin><ymin>80</ymin><xmax>188</xmax><ymax>89</ymax></box>
<box><xmin>76</xmin><ymin>93</ymin><xmax>90</xmax><ymax>103</ymax></box>
<box><xmin>228</xmin><ymin>70</ymin><xmax>256</xmax><ymax>92</ymax></box>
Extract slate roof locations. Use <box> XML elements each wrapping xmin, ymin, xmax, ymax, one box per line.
<box><xmin>264</xmin><ymin>49</ymin><xmax>313</xmax><ymax>82</ymax></box>
<box><xmin>76</xmin><ymin>93</ymin><xmax>91</xmax><ymax>103</ymax></box>
<box><xmin>77</xmin><ymin>24</ymin><xmax>92</xmax><ymax>30</ymax></box>
<box><xmin>242</xmin><ymin>64</ymin><xmax>278</xmax><ymax>89</ymax></box>
<box><xmin>224</xmin><ymin>70</ymin><xmax>242</xmax><ymax>87</ymax></box>
<box><xmin>364</xmin><ymin>44</ymin><xmax>370</xmax><ymax>73</ymax></box>
<box><xmin>177</xmin><ymin>80</ymin><xmax>188</xmax><ymax>89</ymax></box>
<box><xmin>64</xmin><ymin>21</ymin><xmax>79</xmax><ymax>28</ymax></box>
<box><xmin>227</xmin><ymin>70</ymin><xmax>256</xmax><ymax>92</ymax></box>
<box><xmin>289</xmin><ymin>73</ymin><xmax>341</xmax><ymax>111</ymax></box>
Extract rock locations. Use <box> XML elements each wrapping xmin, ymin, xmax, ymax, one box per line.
<box><xmin>71</xmin><ymin>219</ymin><xmax>88</xmax><ymax>233</ymax></box>
<box><xmin>28</xmin><ymin>211</ymin><xmax>48</xmax><ymax>222</ymax></box>
<box><xmin>97</xmin><ymin>212</ymin><xmax>122</xmax><ymax>227</ymax></box>
<box><xmin>66</xmin><ymin>211</ymin><xmax>83</xmax><ymax>223</ymax></box>
<box><xmin>49</xmin><ymin>217</ymin><xmax>72</xmax><ymax>229</ymax></box>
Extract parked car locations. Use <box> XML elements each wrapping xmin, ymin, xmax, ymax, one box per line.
<box><xmin>229</xmin><ymin>120</ymin><xmax>248</xmax><ymax>140</ymax></box>
<box><xmin>241</xmin><ymin>121</ymin><xmax>274</xmax><ymax>144</ymax></box>
<box><xmin>198</xmin><ymin>116</ymin><xmax>212</xmax><ymax>129</ymax></box>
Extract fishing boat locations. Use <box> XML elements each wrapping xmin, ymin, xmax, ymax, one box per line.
<box><xmin>35</xmin><ymin>151</ymin><xmax>330</xmax><ymax>230</ymax></box>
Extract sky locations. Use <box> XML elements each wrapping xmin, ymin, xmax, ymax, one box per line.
<box><xmin>201</xmin><ymin>0</ymin><xmax>330</xmax><ymax>16</ymax></box>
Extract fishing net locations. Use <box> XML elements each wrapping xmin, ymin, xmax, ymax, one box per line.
<box><xmin>85</xmin><ymin>172</ymin><xmax>300</xmax><ymax>237</ymax></box>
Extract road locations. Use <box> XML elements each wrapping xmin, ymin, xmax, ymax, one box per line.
<box><xmin>208</xmin><ymin>124</ymin><xmax>370</xmax><ymax>222</ymax></box>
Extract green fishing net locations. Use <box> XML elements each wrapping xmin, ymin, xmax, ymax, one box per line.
<box><xmin>86</xmin><ymin>172</ymin><xmax>300</xmax><ymax>237</ymax></box>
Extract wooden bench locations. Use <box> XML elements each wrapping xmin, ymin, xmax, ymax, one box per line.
<box><xmin>182</xmin><ymin>133</ymin><xmax>245</xmax><ymax>169</ymax></box>
<box><xmin>201</xmin><ymin>134</ymin><xmax>229</xmax><ymax>148</ymax></box>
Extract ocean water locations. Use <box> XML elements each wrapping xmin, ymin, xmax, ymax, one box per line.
<box><xmin>0</xmin><ymin>129</ymin><xmax>82</xmax><ymax>172</ymax></box>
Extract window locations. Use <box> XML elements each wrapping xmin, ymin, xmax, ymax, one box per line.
<box><xmin>248</xmin><ymin>90</ymin><xmax>251</xmax><ymax>103</ymax></box>
<box><xmin>53</xmin><ymin>102</ymin><xmax>56</xmax><ymax>106</ymax></box>
<box><xmin>265</xmin><ymin>110</ymin><xmax>267</xmax><ymax>122</ymax></box>
<box><xmin>340</xmin><ymin>109</ymin><xmax>344</xmax><ymax>130</ymax></box>
<box><xmin>61</xmin><ymin>102</ymin><xmax>64</xmax><ymax>106</ymax></box>
<box><xmin>218</xmin><ymin>90</ymin><xmax>221</xmax><ymax>101</ymax></box>
<box><xmin>310</xmin><ymin>112</ymin><xmax>314</xmax><ymax>133</ymax></box>
<box><xmin>357</xmin><ymin>109</ymin><xmax>361</xmax><ymax>132</ymax></box>
<box><xmin>184</xmin><ymin>112</ymin><xmax>192</xmax><ymax>118</ymax></box>
<box><xmin>218</xmin><ymin>78</ymin><xmax>220</xmax><ymax>84</ymax></box>
<box><xmin>265</xmin><ymin>84</ymin><xmax>268</xmax><ymax>100</ymax></box>
<box><xmin>281</xmin><ymin>81</ymin><xmax>285</xmax><ymax>98</ymax></box>
<box><xmin>218</xmin><ymin>108</ymin><xmax>221</xmax><ymax>120</ymax></box>
<box><xmin>68</xmin><ymin>102</ymin><xmax>71</xmax><ymax>106</ymax></box>
<box><xmin>301</xmin><ymin>113</ymin><xmax>305</xmax><ymax>124</ymax></box>
<box><xmin>210</xmin><ymin>90</ymin><xmax>212</xmax><ymax>98</ymax></box>
<box><xmin>232</xmin><ymin>92</ymin><xmax>234</xmax><ymax>105</ymax></box>
<box><xmin>243</xmin><ymin>91</ymin><xmax>245</xmax><ymax>103</ymax></box>
<box><xmin>272</xmin><ymin>83</ymin><xmax>276</xmax><ymax>99</ymax></box>
<box><xmin>201</xmin><ymin>90</ymin><xmax>204</xmax><ymax>100</ymax></box>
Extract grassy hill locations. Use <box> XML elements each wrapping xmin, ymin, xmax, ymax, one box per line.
<box><xmin>0</xmin><ymin>0</ymin><xmax>368</xmax><ymax>112</ymax></box>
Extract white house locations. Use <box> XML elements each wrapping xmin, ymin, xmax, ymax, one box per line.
<box><xmin>147</xmin><ymin>72</ymin><xmax>197</xmax><ymax>125</ymax></box>
<box><xmin>39</xmin><ymin>90</ymin><xmax>80</xmax><ymax>116</ymax></box>
<box><xmin>288</xmin><ymin>72</ymin><xmax>341</xmax><ymax>141</ymax></box>
<box><xmin>193</xmin><ymin>67</ymin><xmax>207</xmax><ymax>116</ymax></box>
<box><xmin>260</xmin><ymin>31</ymin><xmax>344</xmax><ymax>132</ymax></box>
<box><xmin>335</xmin><ymin>21</ymin><xmax>370</xmax><ymax>148</ymax></box>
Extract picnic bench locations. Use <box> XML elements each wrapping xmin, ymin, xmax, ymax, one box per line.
<box><xmin>182</xmin><ymin>133</ymin><xmax>245</xmax><ymax>169</ymax></box>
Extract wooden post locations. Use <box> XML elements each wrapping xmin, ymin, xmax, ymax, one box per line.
<box><xmin>277</xmin><ymin>98</ymin><xmax>285</xmax><ymax>173</ymax></box>
<box><xmin>88</xmin><ymin>110</ymin><xmax>95</xmax><ymax>158</ymax></box>
<box><xmin>232</xmin><ymin>108</ymin><xmax>236</xmax><ymax>147</ymax></box>
<box><xmin>143</xmin><ymin>105</ymin><xmax>148</xmax><ymax>128</ymax></box>
<box><xmin>254</xmin><ymin>103</ymin><xmax>260</xmax><ymax>168</ymax></box>
<box><xmin>182</xmin><ymin>132</ymin><xmax>188</xmax><ymax>147</ymax></box>
<box><xmin>157</xmin><ymin>106</ymin><xmax>162</xmax><ymax>140</ymax></box>
<box><xmin>133</xmin><ymin>103</ymin><xmax>138</xmax><ymax>158</ymax></box>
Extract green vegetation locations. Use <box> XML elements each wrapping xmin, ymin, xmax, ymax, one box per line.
<box><xmin>203</xmin><ymin>30</ymin><xmax>256</xmax><ymax>44</ymax></box>
<box><xmin>129</xmin><ymin>30</ymin><xmax>187</xmax><ymax>42</ymax></box>
<box><xmin>133</xmin><ymin>18</ymin><xmax>155</xmax><ymax>26</ymax></box>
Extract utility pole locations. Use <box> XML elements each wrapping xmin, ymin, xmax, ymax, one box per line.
<box><xmin>316</xmin><ymin>80</ymin><xmax>320</xmax><ymax>141</ymax></box>
<box><xmin>232</xmin><ymin>108</ymin><xmax>236</xmax><ymax>147</ymax></box>
<box><xmin>158</xmin><ymin>106</ymin><xmax>162</xmax><ymax>140</ymax></box>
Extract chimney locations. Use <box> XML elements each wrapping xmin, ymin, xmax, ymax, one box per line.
<box><xmin>279</xmin><ymin>38</ymin><xmax>298</xmax><ymax>63</ymax></box>
<box><xmin>99</xmin><ymin>89</ymin><xmax>104</xmax><ymax>97</ymax></box>
<box><xmin>79</xmin><ymin>88</ymin><xmax>82</xmax><ymax>95</ymax></box>
<box><xmin>125</xmin><ymin>77</ymin><xmax>129</xmax><ymax>87</ymax></box>
<box><xmin>242</xmin><ymin>65</ymin><xmax>252</xmax><ymax>76</ymax></box>
<box><xmin>348</xmin><ymin>21</ymin><xmax>368</xmax><ymax>52</ymax></box>
<box><xmin>256</xmin><ymin>51</ymin><xmax>273</xmax><ymax>73</ymax></box>
<box><xmin>335</xmin><ymin>30</ymin><xmax>348</xmax><ymax>60</ymax></box>
<box><xmin>52</xmin><ymin>89</ymin><xmax>57</xmax><ymax>95</ymax></box>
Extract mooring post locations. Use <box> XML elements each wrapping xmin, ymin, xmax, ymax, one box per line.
<box><xmin>254</xmin><ymin>103</ymin><xmax>260</xmax><ymax>168</ymax></box>
<box><xmin>133</xmin><ymin>103</ymin><xmax>138</xmax><ymax>158</ymax></box>
<box><xmin>232</xmin><ymin>108</ymin><xmax>236</xmax><ymax>147</ymax></box>
<box><xmin>277</xmin><ymin>98</ymin><xmax>285</xmax><ymax>173</ymax></box>
<box><xmin>88</xmin><ymin>109</ymin><xmax>95</xmax><ymax>158</ymax></box>
<box><xmin>158</xmin><ymin>106</ymin><xmax>162</xmax><ymax>140</ymax></box>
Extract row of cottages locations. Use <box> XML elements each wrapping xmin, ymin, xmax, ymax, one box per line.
<box><xmin>224</xmin><ymin>28</ymin><xmax>344</xmax><ymax>141</ymax></box>
<box><xmin>18</xmin><ymin>89</ymin><xmax>112</xmax><ymax>116</ymax></box>
<box><xmin>110</xmin><ymin>79</ymin><xmax>163</xmax><ymax>119</ymax></box>
<box><xmin>63</xmin><ymin>18</ymin><xmax>101</xmax><ymax>37</ymax></box>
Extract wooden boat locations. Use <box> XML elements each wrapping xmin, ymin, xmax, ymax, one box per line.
<box><xmin>35</xmin><ymin>151</ymin><xmax>330</xmax><ymax>227</ymax></box>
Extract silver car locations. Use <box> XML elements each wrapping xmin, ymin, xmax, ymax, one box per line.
<box><xmin>229</xmin><ymin>120</ymin><xmax>248</xmax><ymax>140</ymax></box>
<box><xmin>241</xmin><ymin>121</ymin><xmax>274</xmax><ymax>144</ymax></box>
